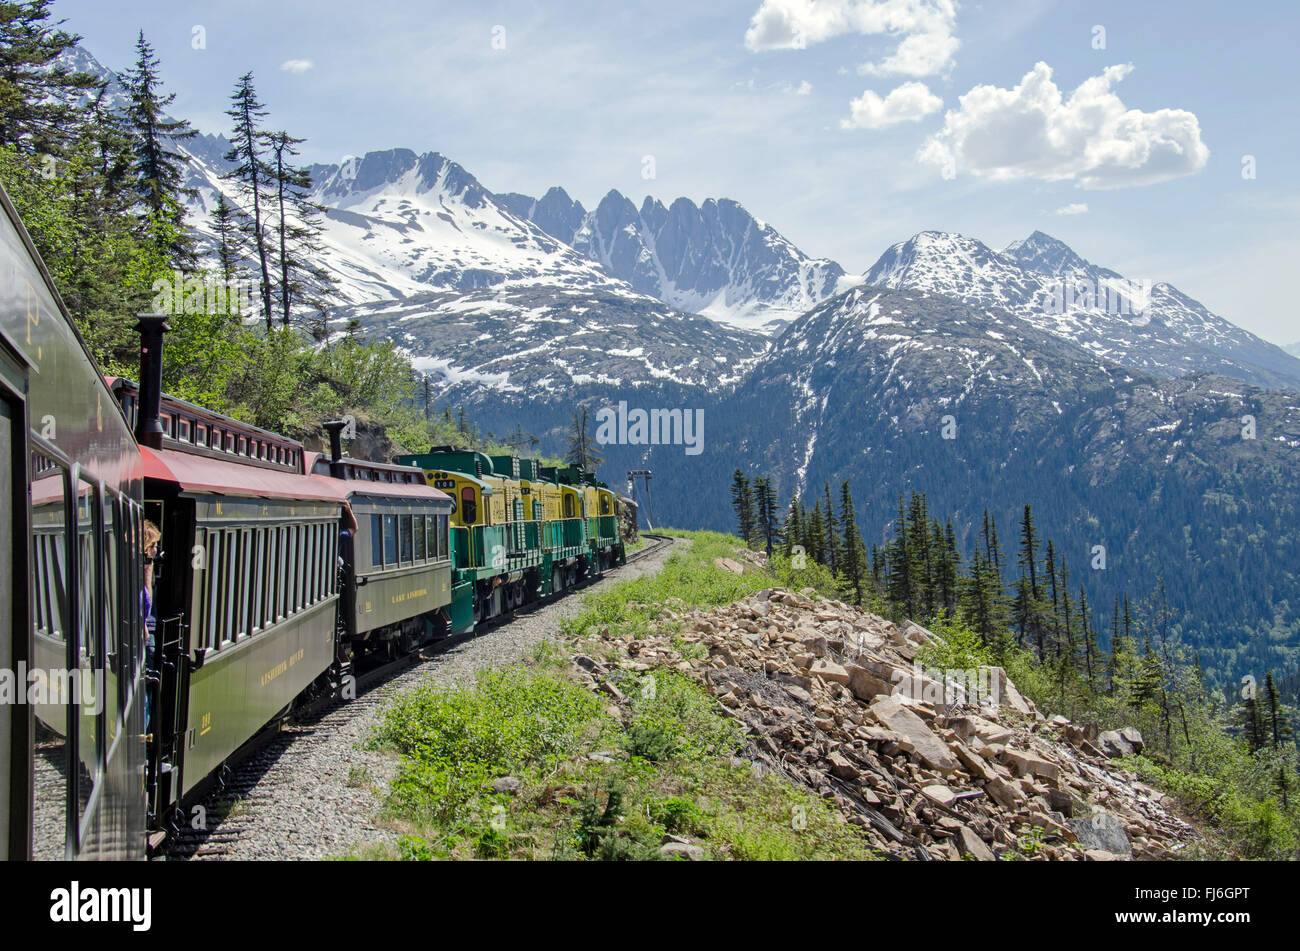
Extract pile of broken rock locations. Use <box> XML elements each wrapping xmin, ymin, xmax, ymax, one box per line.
<box><xmin>584</xmin><ymin>585</ymin><xmax>1199</xmax><ymax>861</ymax></box>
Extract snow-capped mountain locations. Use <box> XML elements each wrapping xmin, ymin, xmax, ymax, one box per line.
<box><xmin>865</xmin><ymin>230</ymin><xmax>1300</xmax><ymax>390</ymax></box>
<box><xmin>497</xmin><ymin>188</ymin><xmax>853</xmax><ymax>332</ymax></box>
<box><xmin>1286</xmin><ymin>342</ymin><xmax>1300</xmax><ymax>359</ymax></box>
<box><xmin>178</xmin><ymin>135</ymin><xmax>766</xmax><ymax>398</ymax></box>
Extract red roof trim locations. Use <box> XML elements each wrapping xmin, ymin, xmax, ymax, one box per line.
<box><xmin>141</xmin><ymin>446</ymin><xmax>345</xmax><ymax>504</ymax></box>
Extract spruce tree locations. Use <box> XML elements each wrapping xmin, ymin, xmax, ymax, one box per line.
<box><xmin>730</xmin><ymin>470</ymin><xmax>755</xmax><ymax>545</ymax></box>
<box><xmin>0</xmin><ymin>1</ymin><xmax>97</xmax><ymax>154</ymax></box>
<box><xmin>839</xmin><ymin>481</ymin><xmax>864</xmax><ymax>605</ymax></box>
<box><xmin>212</xmin><ymin>193</ymin><xmax>244</xmax><ymax>286</ymax></box>
<box><xmin>783</xmin><ymin>495</ymin><xmax>801</xmax><ymax>557</ymax></box>
<box><xmin>885</xmin><ymin>493</ymin><xmax>912</xmax><ymax>616</ymax></box>
<box><xmin>565</xmin><ymin>407</ymin><xmax>603</xmax><ymax>471</ymax></box>
<box><xmin>268</xmin><ymin>128</ymin><xmax>333</xmax><ymax>327</ymax></box>
<box><xmin>822</xmin><ymin>481</ymin><xmax>840</xmax><ymax>573</ymax></box>
<box><xmin>121</xmin><ymin>31</ymin><xmax>195</xmax><ymax>263</ymax></box>
<box><xmin>224</xmin><ymin>72</ymin><xmax>275</xmax><ymax>327</ymax></box>
<box><xmin>1263</xmin><ymin>671</ymin><xmax>1293</xmax><ymax>749</ymax></box>
<box><xmin>754</xmin><ymin>477</ymin><xmax>779</xmax><ymax>556</ymax></box>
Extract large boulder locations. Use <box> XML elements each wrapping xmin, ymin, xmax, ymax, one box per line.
<box><xmin>957</xmin><ymin>825</ymin><xmax>995</xmax><ymax>861</ymax></box>
<box><xmin>868</xmin><ymin>696</ymin><xmax>960</xmax><ymax>773</ymax></box>
<box><xmin>984</xmin><ymin>667</ymin><xmax>1034</xmax><ymax>715</ymax></box>
<box><xmin>1099</xmin><ymin>730</ymin><xmax>1135</xmax><ymax>758</ymax></box>
<box><xmin>846</xmin><ymin>663</ymin><xmax>893</xmax><ymax>702</ymax></box>
<box><xmin>1070</xmin><ymin>808</ymin><xmax>1132</xmax><ymax>858</ymax></box>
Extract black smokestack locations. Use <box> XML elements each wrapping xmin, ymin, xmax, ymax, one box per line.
<box><xmin>134</xmin><ymin>314</ymin><xmax>171</xmax><ymax>450</ymax></box>
<box><xmin>322</xmin><ymin>419</ymin><xmax>346</xmax><ymax>477</ymax></box>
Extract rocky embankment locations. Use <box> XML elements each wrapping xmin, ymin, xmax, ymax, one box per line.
<box><xmin>577</xmin><ymin>580</ymin><xmax>1198</xmax><ymax>861</ymax></box>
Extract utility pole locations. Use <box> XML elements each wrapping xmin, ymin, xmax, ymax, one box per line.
<box><xmin>627</xmin><ymin>469</ymin><xmax>654</xmax><ymax>530</ymax></box>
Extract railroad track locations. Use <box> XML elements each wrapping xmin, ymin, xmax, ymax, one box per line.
<box><xmin>162</xmin><ymin>533</ymin><xmax>675</xmax><ymax>859</ymax></box>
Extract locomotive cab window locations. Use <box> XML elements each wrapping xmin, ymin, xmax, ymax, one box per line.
<box><xmin>461</xmin><ymin>487</ymin><xmax>477</xmax><ymax>525</ymax></box>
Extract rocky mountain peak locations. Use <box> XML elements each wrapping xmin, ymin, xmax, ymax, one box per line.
<box><xmin>1002</xmin><ymin>230</ymin><xmax>1092</xmax><ymax>276</ymax></box>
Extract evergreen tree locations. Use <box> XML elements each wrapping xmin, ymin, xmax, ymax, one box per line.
<box><xmin>121</xmin><ymin>31</ymin><xmax>195</xmax><ymax>263</ymax></box>
<box><xmin>885</xmin><ymin>493</ymin><xmax>912</xmax><ymax>616</ymax></box>
<box><xmin>822</xmin><ymin>481</ymin><xmax>840</xmax><ymax>573</ymax></box>
<box><xmin>0</xmin><ymin>1</ymin><xmax>97</xmax><ymax>154</ymax></box>
<box><xmin>806</xmin><ymin>502</ymin><xmax>825</xmax><ymax>564</ymax></box>
<box><xmin>730</xmin><ymin>469</ymin><xmax>755</xmax><ymax>544</ymax></box>
<box><xmin>783</xmin><ymin>495</ymin><xmax>801</xmax><ymax>557</ymax></box>
<box><xmin>224</xmin><ymin>72</ymin><xmax>274</xmax><ymax>327</ymax></box>
<box><xmin>754</xmin><ymin>477</ymin><xmax>779</xmax><ymax>556</ymax></box>
<box><xmin>268</xmin><ymin>128</ymin><xmax>333</xmax><ymax>327</ymax></box>
<box><xmin>839</xmin><ymin>481</ymin><xmax>864</xmax><ymax>605</ymax></box>
<box><xmin>1080</xmin><ymin>585</ymin><xmax>1099</xmax><ymax>691</ymax></box>
<box><xmin>1263</xmin><ymin>671</ymin><xmax>1293</xmax><ymax>749</ymax></box>
<box><xmin>211</xmin><ymin>193</ymin><xmax>244</xmax><ymax>286</ymax></box>
<box><xmin>565</xmin><ymin>406</ymin><xmax>603</xmax><ymax>471</ymax></box>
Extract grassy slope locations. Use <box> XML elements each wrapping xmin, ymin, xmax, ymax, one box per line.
<box><xmin>356</xmin><ymin>530</ymin><xmax>875</xmax><ymax>860</ymax></box>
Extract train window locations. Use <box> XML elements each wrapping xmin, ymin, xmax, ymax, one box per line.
<box><xmin>414</xmin><ymin>515</ymin><xmax>426</xmax><ymax>560</ymax></box>
<box><xmin>30</xmin><ymin>450</ymin><xmax>71</xmax><ymax>859</ymax></box>
<box><xmin>277</xmin><ymin>526</ymin><xmax>288</xmax><ymax>616</ymax></box>
<box><xmin>221</xmin><ymin>530</ymin><xmax>235</xmax><ymax>644</ymax></box>
<box><xmin>399</xmin><ymin>515</ymin><xmax>413</xmax><ymax>563</ymax></box>
<box><xmin>74</xmin><ymin>478</ymin><xmax>101</xmax><ymax>836</ymax></box>
<box><xmin>300</xmin><ymin>524</ymin><xmax>310</xmax><ymax>605</ymax></box>
<box><xmin>195</xmin><ymin>425</ymin><xmax>207</xmax><ymax>447</ymax></box>
<box><xmin>461</xmin><ymin>487</ymin><xmax>477</xmax><ymax>524</ymax></box>
<box><xmin>382</xmin><ymin>514</ymin><xmax>397</xmax><ymax>566</ymax></box>
<box><xmin>239</xmin><ymin>529</ymin><xmax>253</xmax><ymax>637</ymax></box>
<box><xmin>263</xmin><ymin>528</ymin><xmax>278</xmax><ymax>626</ymax></box>
<box><xmin>101</xmin><ymin>493</ymin><xmax>120</xmax><ymax>740</ymax></box>
<box><xmin>296</xmin><ymin>524</ymin><xmax>306</xmax><ymax>610</ymax></box>
<box><xmin>285</xmin><ymin>525</ymin><xmax>297</xmax><ymax>613</ymax></box>
<box><xmin>370</xmin><ymin>514</ymin><xmax>382</xmax><ymax>567</ymax></box>
<box><xmin>250</xmin><ymin>529</ymin><xmax>265</xmax><ymax>631</ymax></box>
<box><xmin>424</xmin><ymin>517</ymin><xmax>435</xmax><ymax>560</ymax></box>
<box><xmin>308</xmin><ymin>524</ymin><xmax>318</xmax><ymax>604</ymax></box>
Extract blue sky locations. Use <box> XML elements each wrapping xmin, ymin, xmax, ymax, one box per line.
<box><xmin>52</xmin><ymin>0</ymin><xmax>1299</xmax><ymax>345</ymax></box>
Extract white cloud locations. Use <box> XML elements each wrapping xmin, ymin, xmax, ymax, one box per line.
<box><xmin>795</xmin><ymin>79</ymin><xmax>813</xmax><ymax>95</ymax></box>
<box><xmin>858</xmin><ymin>25</ymin><xmax>958</xmax><ymax>77</ymax></box>
<box><xmin>280</xmin><ymin>59</ymin><xmax>315</xmax><ymax>74</ymax></box>
<box><xmin>745</xmin><ymin>0</ymin><xmax>959</xmax><ymax>77</ymax></box>
<box><xmin>1054</xmin><ymin>202</ymin><xmax>1088</xmax><ymax>215</ymax></box>
<box><xmin>841</xmin><ymin>81</ymin><xmax>942</xmax><ymax>129</ymax></box>
<box><xmin>919</xmin><ymin>62</ymin><xmax>1210</xmax><ymax>189</ymax></box>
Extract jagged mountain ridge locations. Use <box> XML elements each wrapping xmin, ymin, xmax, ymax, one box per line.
<box><xmin>497</xmin><ymin>187</ymin><xmax>853</xmax><ymax>332</ymax></box>
<box><xmin>866</xmin><ymin>230</ymin><xmax>1300</xmax><ymax>390</ymax></box>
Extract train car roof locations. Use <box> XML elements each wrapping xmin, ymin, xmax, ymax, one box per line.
<box><xmin>142</xmin><ymin>446</ymin><xmax>345</xmax><ymax>504</ymax></box>
<box><xmin>304</xmin><ymin>451</ymin><xmax>453</xmax><ymax>506</ymax></box>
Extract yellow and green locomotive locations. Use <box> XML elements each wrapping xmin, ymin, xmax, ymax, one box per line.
<box><xmin>396</xmin><ymin>449</ymin><xmax>625</xmax><ymax>629</ymax></box>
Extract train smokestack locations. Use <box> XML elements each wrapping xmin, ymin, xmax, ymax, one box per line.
<box><xmin>322</xmin><ymin>419</ymin><xmax>346</xmax><ymax>477</ymax></box>
<box><xmin>134</xmin><ymin>314</ymin><xmax>171</xmax><ymax>451</ymax></box>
